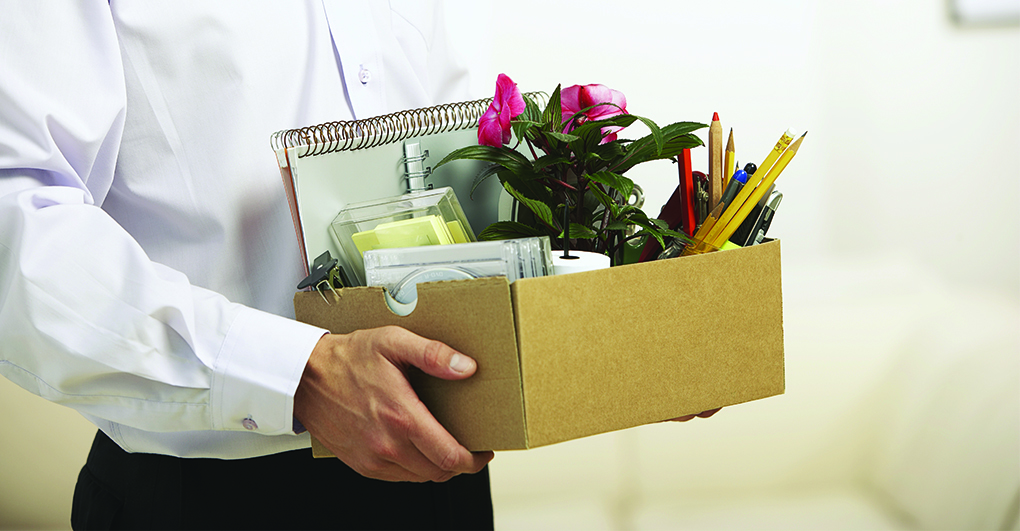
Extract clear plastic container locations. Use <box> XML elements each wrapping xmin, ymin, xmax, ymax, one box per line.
<box><xmin>362</xmin><ymin>236</ymin><xmax>553</xmax><ymax>313</ymax></box>
<box><xmin>330</xmin><ymin>187</ymin><xmax>475</xmax><ymax>285</ymax></box>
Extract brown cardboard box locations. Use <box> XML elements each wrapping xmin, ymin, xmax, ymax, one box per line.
<box><xmin>294</xmin><ymin>239</ymin><xmax>784</xmax><ymax>454</ymax></box>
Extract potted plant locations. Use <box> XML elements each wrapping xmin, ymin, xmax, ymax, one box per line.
<box><xmin>435</xmin><ymin>74</ymin><xmax>706</xmax><ymax>265</ymax></box>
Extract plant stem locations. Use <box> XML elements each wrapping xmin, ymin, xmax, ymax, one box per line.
<box><xmin>525</xmin><ymin>137</ymin><xmax>540</xmax><ymax>161</ymax></box>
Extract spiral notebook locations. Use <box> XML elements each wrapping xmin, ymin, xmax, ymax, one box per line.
<box><xmin>271</xmin><ymin>96</ymin><xmax>540</xmax><ymax>274</ymax></box>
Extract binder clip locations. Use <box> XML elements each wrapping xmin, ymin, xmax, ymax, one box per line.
<box><xmin>297</xmin><ymin>251</ymin><xmax>351</xmax><ymax>304</ymax></box>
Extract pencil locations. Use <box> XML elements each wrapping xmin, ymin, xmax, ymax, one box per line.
<box><xmin>709</xmin><ymin>112</ymin><xmax>723</xmax><ymax>210</ymax></box>
<box><xmin>709</xmin><ymin>132</ymin><xmax>806</xmax><ymax>248</ymax></box>
<box><xmin>704</xmin><ymin>128</ymin><xmax>795</xmax><ymax>247</ymax></box>
<box><xmin>724</xmin><ymin>127</ymin><xmax>735</xmax><ymax>183</ymax></box>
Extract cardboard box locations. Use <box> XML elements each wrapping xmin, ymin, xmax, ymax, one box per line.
<box><xmin>294</xmin><ymin>239</ymin><xmax>784</xmax><ymax>454</ymax></box>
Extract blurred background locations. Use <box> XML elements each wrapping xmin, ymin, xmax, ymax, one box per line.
<box><xmin>1</xmin><ymin>0</ymin><xmax>1017</xmax><ymax>529</ymax></box>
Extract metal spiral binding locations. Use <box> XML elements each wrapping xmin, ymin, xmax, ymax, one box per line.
<box><xmin>270</xmin><ymin>92</ymin><xmax>547</xmax><ymax>159</ymax></box>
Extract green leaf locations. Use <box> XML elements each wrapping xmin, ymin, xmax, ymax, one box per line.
<box><xmin>587</xmin><ymin>171</ymin><xmax>634</xmax><ymax>201</ymax></box>
<box><xmin>604</xmin><ymin>220</ymin><xmax>629</xmax><ymax>232</ymax></box>
<box><xmin>433</xmin><ymin>145</ymin><xmax>533</xmax><ymax>175</ymax></box>
<box><xmin>629</xmin><ymin>224</ymin><xmax>666</xmax><ymax>250</ymax></box>
<box><xmin>586</xmin><ymin>183</ymin><xmax>620</xmax><ymax>218</ymax></box>
<box><xmin>503</xmin><ymin>181</ymin><xmax>557</xmax><ymax>229</ymax></box>
<box><xmin>522</xmin><ymin>93</ymin><xmax>544</xmax><ymax>123</ymax></box>
<box><xmin>660</xmin><ymin>227</ymin><xmax>691</xmax><ymax>243</ymax></box>
<box><xmin>591</xmin><ymin>141</ymin><xmax>626</xmax><ymax>163</ymax></box>
<box><xmin>612</xmin><ymin>134</ymin><xmax>704</xmax><ymax>174</ymax></box>
<box><xmin>469</xmin><ymin>164</ymin><xmax>502</xmax><ymax>199</ymax></box>
<box><xmin>619</xmin><ymin>205</ymin><xmax>651</xmax><ymax>223</ymax></box>
<box><xmin>632</xmin><ymin>114</ymin><xmax>663</xmax><ymax>155</ymax></box>
<box><xmin>478</xmin><ymin>221</ymin><xmax>549</xmax><ymax>241</ymax></box>
<box><xmin>557</xmin><ymin>223</ymin><xmax>597</xmax><ymax>239</ymax></box>
<box><xmin>532</xmin><ymin>154</ymin><xmax>571</xmax><ymax>172</ymax></box>
<box><xmin>542</xmin><ymin>85</ymin><xmax>563</xmax><ymax>133</ymax></box>
<box><xmin>498</xmin><ymin>172</ymin><xmax>555</xmax><ymax>216</ymax></box>
<box><xmin>544</xmin><ymin>131</ymin><xmax>579</xmax><ymax>143</ymax></box>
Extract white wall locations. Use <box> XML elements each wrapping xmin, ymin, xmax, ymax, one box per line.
<box><xmin>450</xmin><ymin>0</ymin><xmax>1020</xmax><ymax>300</ymax></box>
<box><xmin>446</xmin><ymin>0</ymin><xmax>1020</xmax><ymax>528</ymax></box>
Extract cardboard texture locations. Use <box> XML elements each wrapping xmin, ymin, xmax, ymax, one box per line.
<box><xmin>294</xmin><ymin>240</ymin><xmax>784</xmax><ymax>455</ymax></box>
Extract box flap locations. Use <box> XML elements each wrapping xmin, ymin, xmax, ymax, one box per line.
<box><xmin>511</xmin><ymin>240</ymin><xmax>785</xmax><ymax>448</ymax></box>
<box><xmin>294</xmin><ymin>276</ymin><xmax>527</xmax><ymax>451</ymax></box>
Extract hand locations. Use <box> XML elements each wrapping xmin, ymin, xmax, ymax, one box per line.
<box><xmin>294</xmin><ymin>326</ymin><xmax>494</xmax><ymax>483</ymax></box>
<box><xmin>668</xmin><ymin>408</ymin><xmax>722</xmax><ymax>422</ymax></box>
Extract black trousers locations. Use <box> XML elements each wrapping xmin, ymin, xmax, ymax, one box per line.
<box><xmin>71</xmin><ymin>431</ymin><xmax>493</xmax><ymax>530</ymax></box>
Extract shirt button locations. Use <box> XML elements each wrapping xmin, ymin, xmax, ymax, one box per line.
<box><xmin>242</xmin><ymin>417</ymin><xmax>258</xmax><ymax>431</ymax></box>
<box><xmin>359</xmin><ymin>67</ymin><xmax>372</xmax><ymax>84</ymax></box>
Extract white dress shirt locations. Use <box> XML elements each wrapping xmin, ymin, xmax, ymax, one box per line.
<box><xmin>0</xmin><ymin>0</ymin><xmax>471</xmax><ymax>458</ymax></box>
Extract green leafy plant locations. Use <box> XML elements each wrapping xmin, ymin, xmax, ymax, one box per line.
<box><xmin>435</xmin><ymin>74</ymin><xmax>706</xmax><ymax>265</ymax></box>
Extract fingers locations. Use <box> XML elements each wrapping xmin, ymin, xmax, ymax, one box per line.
<box><xmin>405</xmin><ymin>398</ymin><xmax>494</xmax><ymax>476</ymax></box>
<box><xmin>298</xmin><ymin>328</ymin><xmax>490</xmax><ymax>484</ymax></box>
<box><xmin>374</xmin><ymin>326</ymin><xmax>478</xmax><ymax>381</ymax></box>
<box><xmin>667</xmin><ymin>408</ymin><xmax>722</xmax><ymax>423</ymax></box>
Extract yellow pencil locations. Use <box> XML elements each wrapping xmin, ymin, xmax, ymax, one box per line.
<box><xmin>682</xmin><ymin>202</ymin><xmax>726</xmax><ymax>255</ymax></box>
<box><xmin>709</xmin><ymin>132</ymin><xmax>806</xmax><ymax>248</ymax></box>
<box><xmin>703</xmin><ymin>128</ymin><xmax>795</xmax><ymax>247</ymax></box>
<box><xmin>724</xmin><ymin>128</ymin><xmax>735</xmax><ymax>182</ymax></box>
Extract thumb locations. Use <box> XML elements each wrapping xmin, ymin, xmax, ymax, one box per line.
<box><xmin>378</xmin><ymin>326</ymin><xmax>478</xmax><ymax>380</ymax></box>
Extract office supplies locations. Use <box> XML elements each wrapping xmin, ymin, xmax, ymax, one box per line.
<box><xmin>701</xmin><ymin>129</ymin><xmax>795</xmax><ymax>249</ymax></box>
<box><xmin>297</xmin><ymin>250</ymin><xmax>350</xmax><ymax>303</ymax></box>
<box><xmin>271</xmin><ymin>94</ymin><xmax>545</xmax><ymax>274</ymax></box>
<box><xmin>708</xmin><ymin>112</ymin><xmax>723</xmax><ymax>209</ymax></box>
<box><xmin>752</xmin><ymin>190</ymin><xmax>783</xmax><ymax>245</ymax></box>
<box><xmin>717</xmin><ymin>169</ymin><xmax>748</xmax><ymax>213</ymax></box>
<box><xmin>729</xmin><ymin>184</ymin><xmax>775</xmax><ymax>246</ymax></box>
<box><xmin>331</xmin><ymin>186</ymin><xmax>475</xmax><ymax>285</ymax></box>
<box><xmin>679</xmin><ymin>148</ymin><xmax>696</xmax><ymax>236</ymax></box>
<box><xmin>364</xmin><ymin>236</ymin><xmax>553</xmax><ymax>314</ymax></box>
<box><xmin>693</xmin><ymin>171</ymin><xmax>710</xmax><ymax>229</ymax></box>
<box><xmin>679</xmin><ymin>201</ymin><xmax>725</xmax><ymax>257</ymax></box>
<box><xmin>724</xmin><ymin>128</ymin><xmax>735</xmax><ymax>183</ymax></box>
<box><xmin>709</xmin><ymin>132</ymin><xmax>804</xmax><ymax>248</ymax></box>
<box><xmin>743</xmin><ymin>162</ymin><xmax>757</xmax><ymax>176</ymax></box>
<box><xmin>403</xmin><ymin>142</ymin><xmax>431</xmax><ymax>192</ymax></box>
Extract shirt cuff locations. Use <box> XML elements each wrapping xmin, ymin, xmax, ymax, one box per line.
<box><xmin>211</xmin><ymin>306</ymin><xmax>326</xmax><ymax>436</ymax></box>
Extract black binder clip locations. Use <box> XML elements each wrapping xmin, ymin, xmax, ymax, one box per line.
<box><xmin>297</xmin><ymin>251</ymin><xmax>351</xmax><ymax>304</ymax></box>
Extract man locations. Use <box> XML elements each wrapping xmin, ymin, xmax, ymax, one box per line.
<box><xmin>0</xmin><ymin>1</ymin><xmax>493</xmax><ymax>528</ymax></box>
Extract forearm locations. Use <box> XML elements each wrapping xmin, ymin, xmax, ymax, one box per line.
<box><xmin>0</xmin><ymin>185</ymin><xmax>326</xmax><ymax>436</ymax></box>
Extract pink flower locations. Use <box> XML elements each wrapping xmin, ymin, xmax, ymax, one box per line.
<box><xmin>478</xmin><ymin>74</ymin><xmax>526</xmax><ymax>147</ymax></box>
<box><xmin>560</xmin><ymin>84</ymin><xmax>628</xmax><ymax>143</ymax></box>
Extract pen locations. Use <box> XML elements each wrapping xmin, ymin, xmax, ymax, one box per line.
<box><xmin>729</xmin><ymin>184</ymin><xmax>775</xmax><ymax>246</ymax></box>
<box><xmin>751</xmin><ymin>190</ymin><xmax>783</xmax><ymax>245</ymax></box>
<box><xmin>717</xmin><ymin>169</ymin><xmax>748</xmax><ymax>214</ymax></box>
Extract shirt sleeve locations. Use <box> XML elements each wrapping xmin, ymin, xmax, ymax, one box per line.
<box><xmin>0</xmin><ymin>2</ymin><xmax>325</xmax><ymax>440</ymax></box>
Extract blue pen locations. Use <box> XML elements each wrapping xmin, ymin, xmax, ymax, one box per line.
<box><xmin>717</xmin><ymin>169</ymin><xmax>748</xmax><ymax>213</ymax></box>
